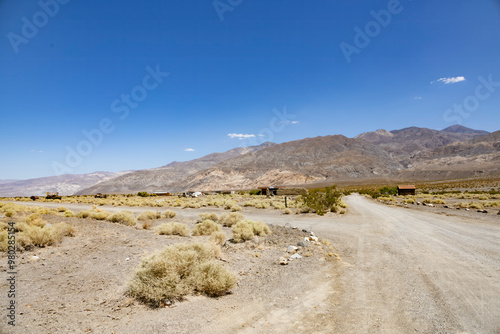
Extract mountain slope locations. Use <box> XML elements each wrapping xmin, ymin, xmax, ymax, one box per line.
<box><xmin>168</xmin><ymin>135</ymin><xmax>403</xmax><ymax>191</ymax></box>
<box><xmin>75</xmin><ymin>142</ymin><xmax>275</xmax><ymax>195</ymax></box>
<box><xmin>355</xmin><ymin>126</ymin><xmax>487</xmax><ymax>156</ymax></box>
<box><xmin>0</xmin><ymin>171</ymin><xmax>131</xmax><ymax>197</ymax></box>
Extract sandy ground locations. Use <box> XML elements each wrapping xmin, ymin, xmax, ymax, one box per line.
<box><xmin>2</xmin><ymin>195</ymin><xmax>500</xmax><ymax>333</ymax></box>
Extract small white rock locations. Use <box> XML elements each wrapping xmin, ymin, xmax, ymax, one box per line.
<box><xmin>289</xmin><ymin>253</ymin><xmax>302</xmax><ymax>260</ymax></box>
<box><xmin>287</xmin><ymin>246</ymin><xmax>298</xmax><ymax>253</ymax></box>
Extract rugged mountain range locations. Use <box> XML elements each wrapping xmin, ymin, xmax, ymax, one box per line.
<box><xmin>75</xmin><ymin>142</ymin><xmax>275</xmax><ymax>195</ymax></box>
<box><xmin>2</xmin><ymin>125</ymin><xmax>498</xmax><ymax>196</ymax></box>
<box><xmin>0</xmin><ymin>171</ymin><xmax>132</xmax><ymax>197</ymax></box>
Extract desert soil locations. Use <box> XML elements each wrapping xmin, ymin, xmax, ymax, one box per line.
<box><xmin>2</xmin><ymin>194</ymin><xmax>500</xmax><ymax>333</ymax></box>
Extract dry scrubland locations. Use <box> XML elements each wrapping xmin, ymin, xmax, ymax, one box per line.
<box><xmin>0</xmin><ymin>199</ymin><xmax>339</xmax><ymax>333</ymax></box>
<box><xmin>1</xmin><ymin>190</ymin><xmax>347</xmax><ymax>216</ymax></box>
<box><xmin>341</xmin><ymin>178</ymin><xmax>500</xmax><ymax>216</ymax></box>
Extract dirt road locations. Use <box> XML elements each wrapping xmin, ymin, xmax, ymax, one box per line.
<box><xmin>5</xmin><ymin>196</ymin><xmax>500</xmax><ymax>333</ymax></box>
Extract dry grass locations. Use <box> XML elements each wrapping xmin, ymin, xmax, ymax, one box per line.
<box><xmin>0</xmin><ymin>220</ymin><xmax>75</xmax><ymax>251</ymax></box>
<box><xmin>107</xmin><ymin>211</ymin><xmax>137</xmax><ymax>226</ymax></box>
<box><xmin>192</xmin><ymin>220</ymin><xmax>221</xmax><ymax>236</ymax></box>
<box><xmin>127</xmin><ymin>242</ymin><xmax>236</xmax><ymax>307</ymax></box>
<box><xmin>219</xmin><ymin>212</ymin><xmax>244</xmax><ymax>227</ymax></box>
<box><xmin>232</xmin><ymin>220</ymin><xmax>271</xmax><ymax>243</ymax></box>
<box><xmin>154</xmin><ymin>223</ymin><xmax>190</xmax><ymax>237</ymax></box>
<box><xmin>163</xmin><ymin>210</ymin><xmax>177</xmax><ymax>219</ymax></box>
<box><xmin>137</xmin><ymin>211</ymin><xmax>160</xmax><ymax>221</ymax></box>
<box><xmin>209</xmin><ymin>231</ymin><xmax>226</xmax><ymax>246</ymax></box>
<box><xmin>230</xmin><ymin>205</ymin><xmax>242</xmax><ymax>212</ymax></box>
<box><xmin>282</xmin><ymin>208</ymin><xmax>291</xmax><ymax>215</ymax></box>
<box><xmin>199</xmin><ymin>212</ymin><xmax>219</xmax><ymax>222</ymax></box>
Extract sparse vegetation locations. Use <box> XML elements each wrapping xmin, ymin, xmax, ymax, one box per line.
<box><xmin>300</xmin><ymin>186</ymin><xmax>342</xmax><ymax>216</ymax></box>
<box><xmin>209</xmin><ymin>231</ymin><xmax>226</xmax><ymax>245</ymax></box>
<box><xmin>127</xmin><ymin>242</ymin><xmax>236</xmax><ymax>307</ymax></box>
<box><xmin>163</xmin><ymin>210</ymin><xmax>177</xmax><ymax>219</ymax></box>
<box><xmin>219</xmin><ymin>212</ymin><xmax>244</xmax><ymax>227</ymax></box>
<box><xmin>192</xmin><ymin>220</ymin><xmax>221</xmax><ymax>236</ymax></box>
<box><xmin>107</xmin><ymin>211</ymin><xmax>137</xmax><ymax>226</ymax></box>
<box><xmin>137</xmin><ymin>210</ymin><xmax>160</xmax><ymax>221</ymax></box>
<box><xmin>232</xmin><ymin>220</ymin><xmax>271</xmax><ymax>243</ymax></box>
<box><xmin>154</xmin><ymin>222</ymin><xmax>190</xmax><ymax>237</ymax></box>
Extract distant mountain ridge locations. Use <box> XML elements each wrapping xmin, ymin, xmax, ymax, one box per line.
<box><xmin>0</xmin><ymin>171</ymin><xmax>132</xmax><ymax>197</ymax></box>
<box><xmin>2</xmin><ymin>126</ymin><xmax>498</xmax><ymax>196</ymax></box>
<box><xmin>75</xmin><ymin>142</ymin><xmax>275</xmax><ymax>195</ymax></box>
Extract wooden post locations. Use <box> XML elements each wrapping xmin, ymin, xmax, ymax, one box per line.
<box><xmin>285</xmin><ymin>196</ymin><xmax>288</xmax><ymax>208</ymax></box>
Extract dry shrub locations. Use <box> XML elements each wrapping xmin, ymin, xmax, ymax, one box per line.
<box><xmin>219</xmin><ymin>212</ymin><xmax>244</xmax><ymax>227</ymax></box>
<box><xmin>192</xmin><ymin>220</ymin><xmax>221</xmax><ymax>236</ymax></box>
<box><xmin>209</xmin><ymin>231</ymin><xmax>226</xmax><ymax>246</ymax></box>
<box><xmin>164</xmin><ymin>210</ymin><xmax>177</xmax><ymax>219</ymax></box>
<box><xmin>142</xmin><ymin>221</ymin><xmax>153</xmax><ymax>230</ymax></box>
<box><xmin>190</xmin><ymin>261</ymin><xmax>236</xmax><ymax>296</ymax></box>
<box><xmin>432</xmin><ymin>199</ymin><xmax>446</xmax><ymax>205</ymax></box>
<box><xmin>26</xmin><ymin>213</ymin><xmax>41</xmax><ymax>223</ymax></box>
<box><xmin>232</xmin><ymin>220</ymin><xmax>271</xmax><ymax>243</ymax></box>
<box><xmin>231</xmin><ymin>205</ymin><xmax>242</xmax><ymax>212</ymax></box>
<box><xmin>254</xmin><ymin>201</ymin><xmax>270</xmax><ymax>209</ymax></box>
<box><xmin>127</xmin><ymin>242</ymin><xmax>236</xmax><ymax>307</ymax></box>
<box><xmin>5</xmin><ymin>210</ymin><xmax>15</xmax><ymax>218</ymax></box>
<box><xmin>64</xmin><ymin>210</ymin><xmax>75</xmax><ymax>217</ymax></box>
<box><xmin>199</xmin><ymin>212</ymin><xmax>219</xmax><ymax>222</ymax></box>
<box><xmin>154</xmin><ymin>223</ymin><xmax>190</xmax><ymax>237</ymax></box>
<box><xmin>107</xmin><ymin>211</ymin><xmax>137</xmax><ymax>226</ymax></box>
<box><xmin>77</xmin><ymin>210</ymin><xmax>110</xmax><ymax>220</ymax></box>
<box><xmin>57</xmin><ymin>206</ymin><xmax>67</xmax><ymax>212</ymax></box>
<box><xmin>52</xmin><ymin>222</ymin><xmax>76</xmax><ymax>237</ymax></box>
<box><xmin>469</xmin><ymin>202</ymin><xmax>484</xmax><ymax>210</ymax></box>
<box><xmin>282</xmin><ymin>208</ymin><xmax>291</xmax><ymax>215</ymax></box>
<box><xmin>138</xmin><ymin>211</ymin><xmax>158</xmax><ymax>221</ymax></box>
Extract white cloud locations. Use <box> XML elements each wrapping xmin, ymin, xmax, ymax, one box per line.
<box><xmin>184</xmin><ymin>148</ymin><xmax>195</xmax><ymax>152</ymax></box>
<box><xmin>227</xmin><ymin>133</ymin><xmax>256</xmax><ymax>140</ymax></box>
<box><xmin>291</xmin><ymin>121</ymin><xmax>299</xmax><ymax>124</ymax></box>
<box><xmin>432</xmin><ymin>76</ymin><xmax>466</xmax><ymax>84</ymax></box>
<box><xmin>414</xmin><ymin>96</ymin><xmax>423</xmax><ymax>100</ymax></box>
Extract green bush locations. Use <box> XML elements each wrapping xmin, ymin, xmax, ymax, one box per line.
<box><xmin>300</xmin><ymin>186</ymin><xmax>342</xmax><ymax>216</ymax></box>
<box><xmin>137</xmin><ymin>192</ymin><xmax>150</xmax><ymax>197</ymax></box>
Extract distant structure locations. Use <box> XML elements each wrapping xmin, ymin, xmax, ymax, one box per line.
<box><xmin>152</xmin><ymin>192</ymin><xmax>170</xmax><ymax>196</ymax></box>
<box><xmin>258</xmin><ymin>186</ymin><xmax>279</xmax><ymax>196</ymax></box>
<box><xmin>258</xmin><ymin>186</ymin><xmax>307</xmax><ymax>196</ymax></box>
<box><xmin>397</xmin><ymin>185</ymin><xmax>416</xmax><ymax>196</ymax></box>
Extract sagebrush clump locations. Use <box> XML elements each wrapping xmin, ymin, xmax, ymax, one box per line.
<box><xmin>127</xmin><ymin>242</ymin><xmax>236</xmax><ymax>307</ymax></box>
<box><xmin>219</xmin><ymin>212</ymin><xmax>244</xmax><ymax>227</ymax></box>
<box><xmin>192</xmin><ymin>220</ymin><xmax>221</xmax><ymax>236</ymax></box>
<box><xmin>107</xmin><ymin>211</ymin><xmax>137</xmax><ymax>226</ymax></box>
<box><xmin>164</xmin><ymin>210</ymin><xmax>177</xmax><ymax>219</ymax></box>
<box><xmin>154</xmin><ymin>222</ymin><xmax>190</xmax><ymax>237</ymax></box>
<box><xmin>232</xmin><ymin>220</ymin><xmax>271</xmax><ymax>243</ymax></box>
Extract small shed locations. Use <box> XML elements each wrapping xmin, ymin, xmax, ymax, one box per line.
<box><xmin>397</xmin><ymin>185</ymin><xmax>416</xmax><ymax>196</ymax></box>
<box><xmin>258</xmin><ymin>187</ymin><xmax>279</xmax><ymax>196</ymax></box>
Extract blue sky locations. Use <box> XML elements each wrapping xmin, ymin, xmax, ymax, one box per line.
<box><xmin>1</xmin><ymin>0</ymin><xmax>499</xmax><ymax>180</ymax></box>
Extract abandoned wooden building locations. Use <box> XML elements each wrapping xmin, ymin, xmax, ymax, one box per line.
<box><xmin>397</xmin><ymin>185</ymin><xmax>416</xmax><ymax>196</ymax></box>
